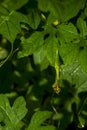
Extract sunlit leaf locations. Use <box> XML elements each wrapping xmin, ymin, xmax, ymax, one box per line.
<box><xmin>38</xmin><ymin>0</ymin><xmax>86</xmax><ymax>22</ymax></box>
<box><xmin>27</xmin><ymin>111</ymin><xmax>56</xmax><ymax>130</ymax></box>
<box><xmin>0</xmin><ymin>95</ymin><xmax>27</xmax><ymax>130</ymax></box>
<box><xmin>18</xmin><ymin>31</ymin><xmax>44</xmax><ymax>58</ymax></box>
<box><xmin>0</xmin><ymin>11</ymin><xmax>28</xmax><ymax>43</ymax></box>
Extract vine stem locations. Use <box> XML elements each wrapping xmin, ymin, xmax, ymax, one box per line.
<box><xmin>0</xmin><ymin>43</ymin><xmax>13</xmax><ymax>67</ymax></box>
<box><xmin>52</xmin><ymin>48</ymin><xmax>60</xmax><ymax>94</ymax></box>
<box><xmin>55</xmin><ymin>48</ymin><xmax>59</xmax><ymax>81</ymax></box>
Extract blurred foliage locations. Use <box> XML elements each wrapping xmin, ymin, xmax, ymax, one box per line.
<box><xmin>0</xmin><ymin>0</ymin><xmax>87</xmax><ymax>130</ymax></box>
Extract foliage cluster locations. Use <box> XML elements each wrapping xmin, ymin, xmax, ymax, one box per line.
<box><xmin>0</xmin><ymin>0</ymin><xmax>87</xmax><ymax>130</ymax></box>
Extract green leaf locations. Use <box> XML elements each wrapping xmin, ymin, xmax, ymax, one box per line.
<box><xmin>33</xmin><ymin>47</ymin><xmax>50</xmax><ymax>70</ymax></box>
<box><xmin>12</xmin><ymin>96</ymin><xmax>27</xmax><ymax>122</ymax></box>
<box><xmin>59</xmin><ymin>42</ymin><xmax>79</xmax><ymax>65</ymax></box>
<box><xmin>79</xmin><ymin>47</ymin><xmax>87</xmax><ymax>72</ymax></box>
<box><xmin>60</xmin><ymin>62</ymin><xmax>87</xmax><ymax>94</ymax></box>
<box><xmin>27</xmin><ymin>111</ymin><xmax>56</xmax><ymax>130</ymax></box>
<box><xmin>58</xmin><ymin>23</ymin><xmax>79</xmax><ymax>42</ymax></box>
<box><xmin>0</xmin><ymin>11</ymin><xmax>28</xmax><ymax>43</ymax></box>
<box><xmin>77</xmin><ymin>18</ymin><xmax>87</xmax><ymax>37</ymax></box>
<box><xmin>0</xmin><ymin>5</ymin><xmax>9</xmax><ymax>16</ymax></box>
<box><xmin>44</xmin><ymin>35</ymin><xmax>58</xmax><ymax>66</ymax></box>
<box><xmin>33</xmin><ymin>46</ymin><xmax>46</xmax><ymax>64</ymax></box>
<box><xmin>2</xmin><ymin>0</ymin><xmax>28</xmax><ymax>11</ymax></box>
<box><xmin>39</xmin><ymin>58</ymin><xmax>50</xmax><ymax>71</ymax></box>
<box><xmin>38</xmin><ymin>0</ymin><xmax>86</xmax><ymax>22</ymax></box>
<box><xmin>27</xmin><ymin>8</ymin><xmax>41</xmax><ymax>29</ymax></box>
<box><xmin>18</xmin><ymin>31</ymin><xmax>44</xmax><ymax>58</ymax></box>
<box><xmin>0</xmin><ymin>94</ymin><xmax>27</xmax><ymax>130</ymax></box>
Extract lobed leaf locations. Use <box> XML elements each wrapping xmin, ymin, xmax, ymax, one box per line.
<box><xmin>60</xmin><ymin>62</ymin><xmax>87</xmax><ymax>94</ymax></box>
<box><xmin>0</xmin><ymin>11</ymin><xmax>29</xmax><ymax>43</ymax></box>
<box><xmin>59</xmin><ymin>42</ymin><xmax>79</xmax><ymax>65</ymax></box>
<box><xmin>0</xmin><ymin>95</ymin><xmax>27</xmax><ymax>130</ymax></box>
<box><xmin>27</xmin><ymin>111</ymin><xmax>56</xmax><ymax>130</ymax></box>
<box><xmin>18</xmin><ymin>31</ymin><xmax>44</xmax><ymax>58</ymax></box>
<box><xmin>58</xmin><ymin>23</ymin><xmax>79</xmax><ymax>42</ymax></box>
<box><xmin>38</xmin><ymin>0</ymin><xmax>86</xmax><ymax>22</ymax></box>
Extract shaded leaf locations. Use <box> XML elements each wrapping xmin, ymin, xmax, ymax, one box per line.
<box><xmin>2</xmin><ymin>0</ymin><xmax>28</xmax><ymax>11</ymax></box>
<box><xmin>0</xmin><ymin>5</ymin><xmax>9</xmax><ymax>16</ymax></box>
<box><xmin>60</xmin><ymin>62</ymin><xmax>87</xmax><ymax>94</ymax></box>
<box><xmin>0</xmin><ymin>62</ymin><xmax>13</xmax><ymax>92</ymax></box>
<box><xmin>27</xmin><ymin>8</ymin><xmax>41</xmax><ymax>29</ymax></box>
<box><xmin>79</xmin><ymin>47</ymin><xmax>87</xmax><ymax>72</ymax></box>
<box><xmin>77</xmin><ymin>18</ymin><xmax>87</xmax><ymax>37</ymax></box>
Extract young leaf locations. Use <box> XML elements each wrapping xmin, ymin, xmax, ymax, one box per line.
<box><xmin>0</xmin><ymin>11</ymin><xmax>28</xmax><ymax>43</ymax></box>
<box><xmin>18</xmin><ymin>31</ymin><xmax>44</xmax><ymax>58</ymax></box>
<box><xmin>0</xmin><ymin>94</ymin><xmax>28</xmax><ymax>130</ymax></box>
<box><xmin>27</xmin><ymin>111</ymin><xmax>56</xmax><ymax>130</ymax></box>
